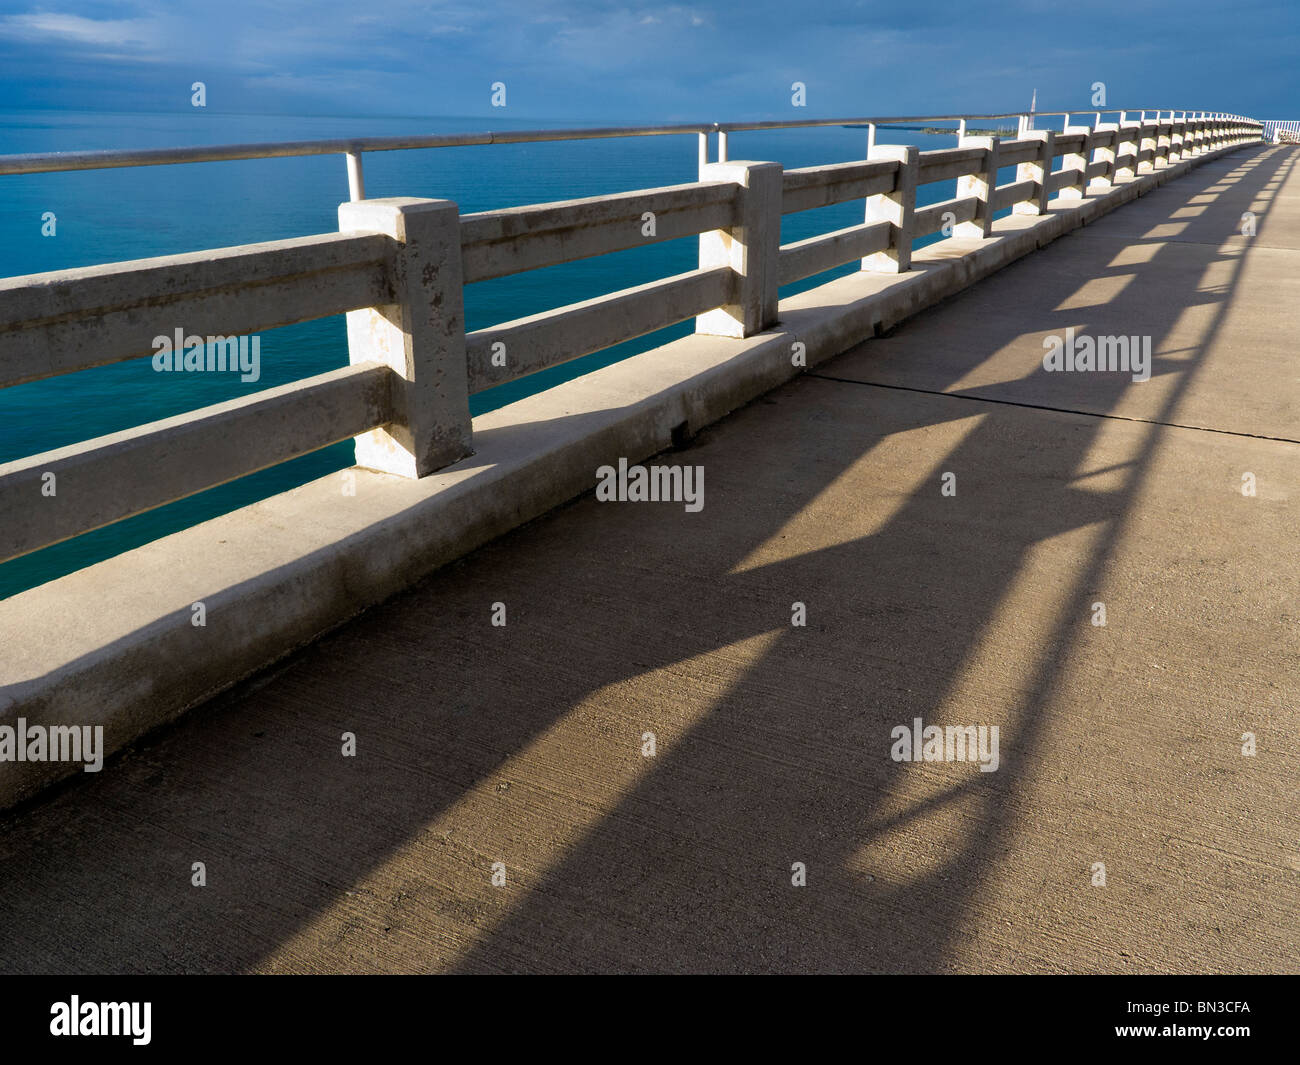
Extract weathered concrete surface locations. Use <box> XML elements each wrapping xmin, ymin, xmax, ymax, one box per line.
<box><xmin>1</xmin><ymin>144</ymin><xmax>1296</xmax><ymax>974</ymax></box>
<box><xmin>828</xmin><ymin>146</ymin><xmax>1300</xmax><ymax>441</ymax></box>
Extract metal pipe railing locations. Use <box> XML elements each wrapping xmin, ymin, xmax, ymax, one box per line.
<box><xmin>0</xmin><ymin>110</ymin><xmax>1262</xmax><ymax>202</ymax></box>
<box><xmin>711</xmin><ymin>109</ymin><xmax>1259</xmax><ymax>132</ymax></box>
<box><xmin>0</xmin><ymin>123</ymin><xmax>716</xmax><ymax>178</ymax></box>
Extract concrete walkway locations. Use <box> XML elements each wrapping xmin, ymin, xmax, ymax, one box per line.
<box><xmin>2</xmin><ymin>145</ymin><xmax>1297</xmax><ymax>974</ymax></box>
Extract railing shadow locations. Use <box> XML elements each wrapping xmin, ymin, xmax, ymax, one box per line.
<box><xmin>0</xmin><ymin>144</ymin><xmax>1289</xmax><ymax>974</ymax></box>
<box><xmin>442</xmin><ymin>146</ymin><xmax>1296</xmax><ymax>972</ymax></box>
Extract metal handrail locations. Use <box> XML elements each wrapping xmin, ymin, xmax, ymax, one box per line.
<box><xmin>714</xmin><ymin>109</ymin><xmax>1258</xmax><ymax>131</ymax></box>
<box><xmin>0</xmin><ymin>122</ymin><xmax>717</xmax><ymax>176</ymax></box>
<box><xmin>0</xmin><ymin>109</ymin><xmax>1261</xmax><ymax>201</ymax></box>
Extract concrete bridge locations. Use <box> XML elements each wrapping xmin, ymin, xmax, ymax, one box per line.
<box><xmin>1</xmin><ymin>113</ymin><xmax>1296</xmax><ymax>973</ymax></box>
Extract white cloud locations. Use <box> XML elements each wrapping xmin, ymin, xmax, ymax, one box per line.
<box><xmin>0</xmin><ymin>12</ymin><xmax>162</xmax><ymax>50</ymax></box>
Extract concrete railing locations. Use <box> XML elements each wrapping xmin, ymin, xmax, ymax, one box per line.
<box><xmin>0</xmin><ymin>234</ymin><xmax>397</xmax><ymax>560</ymax></box>
<box><xmin>0</xmin><ymin>109</ymin><xmax>1264</xmax><ymax>809</ymax></box>
<box><xmin>0</xmin><ymin>113</ymin><xmax>1264</xmax><ymax>566</ymax></box>
<box><xmin>1262</xmin><ymin>121</ymin><xmax>1300</xmax><ymax>144</ymax></box>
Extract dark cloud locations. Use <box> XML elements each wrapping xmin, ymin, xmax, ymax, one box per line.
<box><xmin>0</xmin><ymin>0</ymin><xmax>1293</xmax><ymax>120</ymax></box>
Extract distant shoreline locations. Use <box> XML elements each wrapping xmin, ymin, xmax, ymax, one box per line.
<box><xmin>843</xmin><ymin>123</ymin><xmax>1017</xmax><ymax>136</ymax></box>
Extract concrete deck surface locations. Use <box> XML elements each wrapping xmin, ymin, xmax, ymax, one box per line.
<box><xmin>1</xmin><ymin>145</ymin><xmax>1296</xmax><ymax>974</ymax></box>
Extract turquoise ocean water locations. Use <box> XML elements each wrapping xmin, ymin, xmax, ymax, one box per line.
<box><xmin>0</xmin><ymin>109</ymin><xmax>1012</xmax><ymax>598</ymax></box>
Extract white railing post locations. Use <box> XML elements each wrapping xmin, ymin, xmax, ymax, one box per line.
<box><xmin>1169</xmin><ymin>114</ymin><xmax>1184</xmax><ymax>164</ymax></box>
<box><xmin>1138</xmin><ymin>117</ymin><xmax>1157</xmax><ymax>173</ymax></box>
<box><xmin>1116</xmin><ymin>119</ymin><xmax>1140</xmax><ymax>181</ymax></box>
<box><xmin>345</xmin><ymin>151</ymin><xmax>366</xmax><ymax>201</ymax></box>
<box><xmin>955</xmin><ymin>135</ymin><xmax>1000</xmax><ymax>239</ymax></box>
<box><xmin>1060</xmin><ymin>122</ymin><xmax>1091</xmax><ymax>199</ymax></box>
<box><xmin>1093</xmin><ymin>122</ymin><xmax>1119</xmax><ymax>187</ymax></box>
<box><xmin>695</xmin><ymin>160</ymin><xmax>782</xmax><ymax>337</ymax></box>
<box><xmin>1014</xmin><ymin>129</ymin><xmax>1054</xmax><ymax>214</ymax></box>
<box><xmin>863</xmin><ymin>144</ymin><xmax>918</xmax><ymax>272</ymax></box>
<box><xmin>337</xmin><ymin>197</ymin><xmax>472</xmax><ymax>477</ymax></box>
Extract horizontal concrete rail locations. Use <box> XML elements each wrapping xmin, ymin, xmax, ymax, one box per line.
<box><xmin>1047</xmin><ymin>169</ymin><xmax>1081</xmax><ymax>193</ymax></box>
<box><xmin>778</xmin><ymin>221</ymin><xmax>891</xmax><ymax>285</ymax></box>
<box><xmin>459</xmin><ymin>181</ymin><xmax>737</xmax><ymax>282</ymax></box>
<box><xmin>781</xmin><ymin>160</ymin><xmax>898</xmax><ymax>215</ymax></box>
<box><xmin>914</xmin><ymin>196</ymin><xmax>978</xmax><ymax>238</ymax></box>
<box><xmin>997</xmin><ymin>140</ymin><xmax>1043</xmax><ymax>167</ymax></box>
<box><xmin>916</xmin><ymin>146</ymin><xmax>986</xmax><ymax>185</ymax></box>
<box><xmin>465</xmin><ymin>265</ymin><xmax>733</xmax><ymax>392</ymax></box>
<box><xmin>0</xmin><ymin>363</ymin><xmax>391</xmax><ymax>563</ymax></box>
<box><xmin>992</xmin><ymin>178</ymin><xmax>1038</xmax><ymax>211</ymax></box>
<box><xmin>0</xmin><ymin>233</ymin><xmax>393</xmax><ymax>389</ymax></box>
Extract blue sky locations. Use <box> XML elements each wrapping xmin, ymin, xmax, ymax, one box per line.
<box><xmin>0</xmin><ymin>0</ymin><xmax>1295</xmax><ymax>122</ymax></box>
